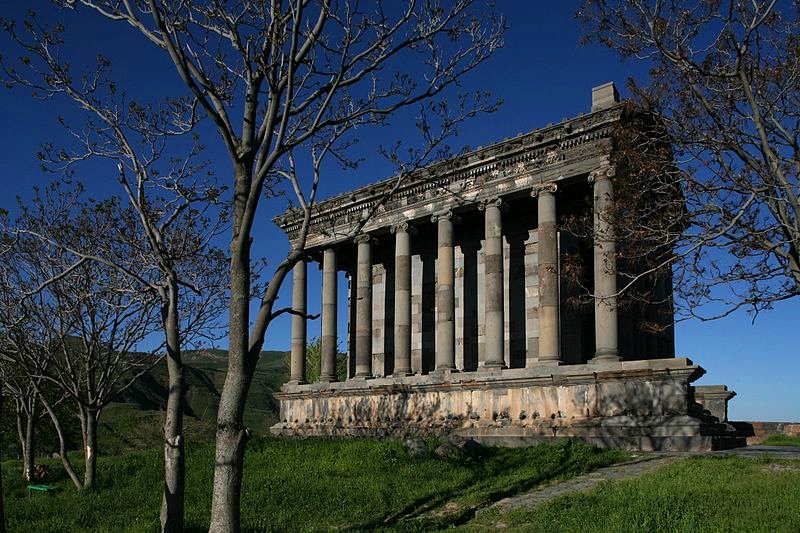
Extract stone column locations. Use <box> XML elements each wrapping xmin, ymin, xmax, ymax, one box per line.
<box><xmin>480</xmin><ymin>198</ymin><xmax>506</xmax><ymax>369</ymax></box>
<box><xmin>392</xmin><ymin>222</ymin><xmax>415</xmax><ymax>376</ymax></box>
<box><xmin>354</xmin><ymin>234</ymin><xmax>373</xmax><ymax>377</ymax></box>
<box><xmin>432</xmin><ymin>211</ymin><xmax>459</xmax><ymax>371</ymax></box>
<box><xmin>590</xmin><ymin>167</ymin><xmax>620</xmax><ymax>362</ymax></box>
<box><xmin>290</xmin><ymin>259</ymin><xmax>307</xmax><ymax>383</ymax></box>
<box><xmin>533</xmin><ymin>184</ymin><xmax>561</xmax><ymax>364</ymax></box>
<box><xmin>319</xmin><ymin>247</ymin><xmax>338</xmax><ymax>382</ymax></box>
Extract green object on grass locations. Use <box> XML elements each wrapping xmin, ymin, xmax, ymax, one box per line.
<box><xmin>26</xmin><ymin>485</ymin><xmax>59</xmax><ymax>494</ymax></box>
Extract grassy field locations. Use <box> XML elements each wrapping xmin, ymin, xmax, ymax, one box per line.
<box><xmin>761</xmin><ymin>433</ymin><xmax>800</xmax><ymax>446</ymax></box>
<box><xmin>2</xmin><ymin>437</ymin><xmax>625</xmax><ymax>532</ymax></box>
<box><xmin>466</xmin><ymin>455</ymin><xmax>800</xmax><ymax>532</ymax></box>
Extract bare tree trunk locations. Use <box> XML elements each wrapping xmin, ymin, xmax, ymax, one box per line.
<box><xmin>82</xmin><ymin>409</ymin><xmax>98</xmax><ymax>490</ymax></box>
<box><xmin>22</xmin><ymin>404</ymin><xmax>35</xmax><ymax>482</ymax></box>
<box><xmin>37</xmin><ymin>392</ymin><xmax>82</xmax><ymax>490</ymax></box>
<box><xmin>1</xmin><ymin>385</ymin><xmax>8</xmax><ymax>533</ymax></box>
<box><xmin>14</xmin><ymin>404</ymin><xmax>24</xmax><ymax>463</ymax></box>
<box><xmin>160</xmin><ymin>284</ymin><xmax>185</xmax><ymax>533</ymax></box>
<box><xmin>209</xmin><ymin>230</ymin><xmax>254</xmax><ymax>533</ymax></box>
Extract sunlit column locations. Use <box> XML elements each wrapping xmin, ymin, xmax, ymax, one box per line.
<box><xmin>590</xmin><ymin>167</ymin><xmax>620</xmax><ymax>362</ymax></box>
<box><xmin>290</xmin><ymin>259</ymin><xmax>307</xmax><ymax>382</ymax></box>
<box><xmin>320</xmin><ymin>247</ymin><xmax>338</xmax><ymax>382</ymax></box>
<box><xmin>480</xmin><ymin>198</ymin><xmax>506</xmax><ymax>368</ymax></box>
<box><xmin>392</xmin><ymin>222</ymin><xmax>415</xmax><ymax>376</ymax></box>
<box><xmin>533</xmin><ymin>183</ymin><xmax>561</xmax><ymax>364</ymax></box>
<box><xmin>354</xmin><ymin>234</ymin><xmax>374</xmax><ymax>377</ymax></box>
<box><xmin>432</xmin><ymin>211</ymin><xmax>459</xmax><ymax>371</ymax></box>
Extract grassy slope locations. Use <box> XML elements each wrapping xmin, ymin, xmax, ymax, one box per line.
<box><xmin>466</xmin><ymin>455</ymin><xmax>800</xmax><ymax>532</ymax></box>
<box><xmin>761</xmin><ymin>434</ymin><xmax>800</xmax><ymax>446</ymax></box>
<box><xmin>98</xmin><ymin>349</ymin><xmax>289</xmax><ymax>454</ymax></box>
<box><xmin>2</xmin><ymin>438</ymin><xmax>625</xmax><ymax>532</ymax></box>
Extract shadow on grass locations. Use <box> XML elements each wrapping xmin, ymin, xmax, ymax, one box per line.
<box><xmin>352</xmin><ymin>440</ymin><xmax>614</xmax><ymax>531</ymax></box>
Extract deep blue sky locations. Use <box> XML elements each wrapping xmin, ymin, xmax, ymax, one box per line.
<box><xmin>1</xmin><ymin>1</ymin><xmax>797</xmax><ymax>422</ymax></box>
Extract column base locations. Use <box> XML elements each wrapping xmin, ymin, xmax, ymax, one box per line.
<box><xmin>590</xmin><ymin>353</ymin><xmax>621</xmax><ymax>364</ymax></box>
<box><xmin>352</xmin><ymin>373</ymin><xmax>373</xmax><ymax>380</ymax></box>
<box><xmin>392</xmin><ymin>369</ymin><xmax>414</xmax><ymax>377</ymax></box>
<box><xmin>432</xmin><ymin>367</ymin><xmax>458</xmax><ymax>379</ymax></box>
<box><xmin>479</xmin><ymin>363</ymin><xmax>506</xmax><ymax>375</ymax></box>
<box><xmin>319</xmin><ymin>375</ymin><xmax>339</xmax><ymax>383</ymax></box>
<box><xmin>287</xmin><ymin>379</ymin><xmax>308</xmax><ymax>386</ymax></box>
<box><xmin>534</xmin><ymin>359</ymin><xmax>563</xmax><ymax>367</ymax></box>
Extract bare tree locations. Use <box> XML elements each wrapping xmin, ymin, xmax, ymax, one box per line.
<box><xmin>0</xmin><ymin>357</ymin><xmax>41</xmax><ymax>482</ymax></box>
<box><xmin>3</xmin><ymin>1</ymin><xmax>504</xmax><ymax>529</ymax></box>
<box><xmin>2</xmin><ymin>183</ymin><xmax>226</xmax><ymax>513</ymax></box>
<box><xmin>1</xmin><ymin>13</ymin><xmax>229</xmax><ymax>528</ymax></box>
<box><xmin>578</xmin><ymin>0</ymin><xmax>800</xmax><ymax>321</ymax></box>
<box><xmin>1</xmin><ymin>191</ymin><xmax>168</xmax><ymax>490</ymax></box>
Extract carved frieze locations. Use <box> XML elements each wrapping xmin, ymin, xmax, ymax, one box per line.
<box><xmin>275</xmin><ymin>104</ymin><xmax>624</xmax><ymax>244</ymax></box>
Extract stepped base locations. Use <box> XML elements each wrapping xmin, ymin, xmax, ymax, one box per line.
<box><xmin>271</xmin><ymin>358</ymin><xmax>744</xmax><ymax>452</ymax></box>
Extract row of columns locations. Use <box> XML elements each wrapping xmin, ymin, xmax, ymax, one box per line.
<box><xmin>289</xmin><ymin>172</ymin><xmax>619</xmax><ymax>383</ymax></box>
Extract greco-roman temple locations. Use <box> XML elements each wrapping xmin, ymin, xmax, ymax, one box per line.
<box><xmin>271</xmin><ymin>83</ymin><xmax>742</xmax><ymax>451</ymax></box>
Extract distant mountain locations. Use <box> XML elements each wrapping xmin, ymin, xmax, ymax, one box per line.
<box><xmin>102</xmin><ymin>348</ymin><xmax>290</xmax><ymax>452</ymax></box>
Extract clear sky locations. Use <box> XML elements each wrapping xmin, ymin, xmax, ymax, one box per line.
<box><xmin>0</xmin><ymin>1</ymin><xmax>797</xmax><ymax>422</ymax></box>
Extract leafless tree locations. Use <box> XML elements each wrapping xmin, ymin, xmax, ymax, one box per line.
<box><xmin>2</xmin><ymin>184</ymin><xmax>226</xmax><ymax>513</ymax></box>
<box><xmin>0</xmin><ymin>1</ymin><xmax>506</xmax><ymax>530</ymax></box>
<box><xmin>1</xmin><ymin>12</ymin><xmax>230</xmax><ymax>529</ymax></box>
<box><xmin>0</xmin><ymin>355</ymin><xmax>42</xmax><ymax>482</ymax></box>
<box><xmin>1</xmin><ymin>191</ymin><xmax>170</xmax><ymax>490</ymax></box>
<box><xmin>578</xmin><ymin>0</ymin><xmax>800</xmax><ymax>322</ymax></box>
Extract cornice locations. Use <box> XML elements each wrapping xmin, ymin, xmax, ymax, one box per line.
<box><xmin>274</xmin><ymin>103</ymin><xmax>625</xmax><ymax>244</ymax></box>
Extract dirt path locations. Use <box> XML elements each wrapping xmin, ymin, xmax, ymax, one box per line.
<box><xmin>483</xmin><ymin>454</ymin><xmax>683</xmax><ymax>514</ymax></box>
<box><xmin>483</xmin><ymin>445</ymin><xmax>800</xmax><ymax>516</ymax></box>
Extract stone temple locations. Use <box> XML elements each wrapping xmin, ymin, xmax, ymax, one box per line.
<box><xmin>271</xmin><ymin>83</ymin><xmax>742</xmax><ymax>451</ymax></box>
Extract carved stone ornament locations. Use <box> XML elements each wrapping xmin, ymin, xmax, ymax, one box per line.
<box><xmin>353</xmin><ymin>233</ymin><xmax>372</xmax><ymax>244</ymax></box>
<box><xmin>531</xmin><ymin>182</ymin><xmax>558</xmax><ymax>197</ymax></box>
<box><xmin>390</xmin><ymin>222</ymin><xmax>418</xmax><ymax>235</ymax></box>
<box><xmin>588</xmin><ymin>165</ymin><xmax>616</xmax><ymax>184</ymax></box>
<box><xmin>431</xmin><ymin>210</ymin><xmax>461</xmax><ymax>224</ymax></box>
<box><xmin>478</xmin><ymin>197</ymin><xmax>508</xmax><ymax>212</ymax></box>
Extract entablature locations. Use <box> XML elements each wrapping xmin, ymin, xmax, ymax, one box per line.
<box><xmin>274</xmin><ymin>103</ymin><xmax>625</xmax><ymax>249</ymax></box>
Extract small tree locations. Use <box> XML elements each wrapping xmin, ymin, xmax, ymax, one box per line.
<box><xmin>2</xmin><ymin>192</ymin><xmax>167</xmax><ymax>490</ymax></box>
<box><xmin>578</xmin><ymin>0</ymin><xmax>800</xmax><ymax>320</ymax></box>
<box><xmin>0</xmin><ymin>359</ymin><xmax>40</xmax><ymax>482</ymax></box>
<box><xmin>285</xmin><ymin>337</ymin><xmax>347</xmax><ymax>383</ymax></box>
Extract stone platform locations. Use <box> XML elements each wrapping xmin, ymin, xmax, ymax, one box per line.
<box><xmin>271</xmin><ymin>358</ymin><xmax>744</xmax><ymax>451</ymax></box>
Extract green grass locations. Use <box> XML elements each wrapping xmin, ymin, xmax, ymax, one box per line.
<box><xmin>761</xmin><ymin>434</ymin><xmax>800</xmax><ymax>446</ymax></box>
<box><xmin>464</xmin><ymin>455</ymin><xmax>800</xmax><ymax>532</ymax></box>
<box><xmin>2</xmin><ymin>438</ymin><xmax>625</xmax><ymax>532</ymax></box>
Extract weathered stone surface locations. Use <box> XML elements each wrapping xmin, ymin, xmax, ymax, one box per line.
<box><xmin>694</xmin><ymin>384</ymin><xmax>736</xmax><ymax>422</ymax></box>
<box><xmin>404</xmin><ymin>438</ymin><xmax>427</xmax><ymax>457</ymax></box>
<box><xmin>271</xmin><ymin>359</ymin><xmax>741</xmax><ymax>451</ymax></box>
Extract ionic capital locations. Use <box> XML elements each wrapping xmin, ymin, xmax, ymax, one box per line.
<box><xmin>588</xmin><ymin>165</ymin><xmax>616</xmax><ymax>185</ymax></box>
<box><xmin>353</xmin><ymin>233</ymin><xmax>373</xmax><ymax>245</ymax></box>
<box><xmin>478</xmin><ymin>197</ymin><xmax>509</xmax><ymax>212</ymax></box>
<box><xmin>431</xmin><ymin>210</ymin><xmax>461</xmax><ymax>224</ymax></box>
<box><xmin>390</xmin><ymin>221</ymin><xmax>418</xmax><ymax>235</ymax></box>
<box><xmin>531</xmin><ymin>183</ymin><xmax>558</xmax><ymax>197</ymax></box>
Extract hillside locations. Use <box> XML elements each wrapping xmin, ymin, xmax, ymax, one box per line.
<box><xmin>99</xmin><ymin>349</ymin><xmax>289</xmax><ymax>453</ymax></box>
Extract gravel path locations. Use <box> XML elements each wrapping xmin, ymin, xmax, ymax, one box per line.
<box><xmin>485</xmin><ymin>445</ymin><xmax>800</xmax><ymax>514</ymax></box>
<box><xmin>715</xmin><ymin>444</ymin><xmax>800</xmax><ymax>459</ymax></box>
<box><xmin>486</xmin><ymin>455</ymin><xmax>683</xmax><ymax>513</ymax></box>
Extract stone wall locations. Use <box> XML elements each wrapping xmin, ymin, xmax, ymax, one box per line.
<box><xmin>272</xmin><ymin>358</ymin><xmax>743</xmax><ymax>451</ymax></box>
